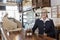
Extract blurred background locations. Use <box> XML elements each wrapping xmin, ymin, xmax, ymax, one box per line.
<box><xmin>0</xmin><ymin>0</ymin><xmax>60</xmax><ymax>40</ymax></box>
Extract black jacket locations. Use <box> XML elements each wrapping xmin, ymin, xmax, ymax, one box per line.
<box><xmin>32</xmin><ymin>19</ymin><xmax>55</xmax><ymax>38</ymax></box>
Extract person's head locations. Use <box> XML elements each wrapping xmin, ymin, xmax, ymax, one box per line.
<box><xmin>41</xmin><ymin>9</ymin><xmax>48</xmax><ymax>19</ymax></box>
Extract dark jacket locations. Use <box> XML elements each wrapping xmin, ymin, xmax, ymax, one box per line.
<box><xmin>32</xmin><ymin>19</ymin><xmax>55</xmax><ymax>38</ymax></box>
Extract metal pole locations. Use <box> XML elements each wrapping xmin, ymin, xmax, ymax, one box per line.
<box><xmin>0</xmin><ymin>27</ymin><xmax>7</xmax><ymax>40</ymax></box>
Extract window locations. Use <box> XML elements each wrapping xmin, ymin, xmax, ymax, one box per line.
<box><xmin>0</xmin><ymin>6</ymin><xmax>6</xmax><ymax>10</ymax></box>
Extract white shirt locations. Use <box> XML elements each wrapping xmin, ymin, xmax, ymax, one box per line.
<box><xmin>40</xmin><ymin>18</ymin><xmax>50</xmax><ymax>23</ymax></box>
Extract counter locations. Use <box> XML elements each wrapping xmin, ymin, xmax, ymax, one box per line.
<box><xmin>3</xmin><ymin>30</ymin><xmax>55</xmax><ymax>40</ymax></box>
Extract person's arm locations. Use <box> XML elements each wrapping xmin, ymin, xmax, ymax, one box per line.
<box><xmin>51</xmin><ymin>19</ymin><xmax>55</xmax><ymax>29</ymax></box>
<box><xmin>32</xmin><ymin>19</ymin><xmax>38</xmax><ymax>34</ymax></box>
<box><xmin>49</xmin><ymin>19</ymin><xmax>56</xmax><ymax>38</ymax></box>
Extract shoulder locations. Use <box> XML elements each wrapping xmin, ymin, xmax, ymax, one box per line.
<box><xmin>36</xmin><ymin>19</ymin><xmax>40</xmax><ymax>21</ymax></box>
<box><xmin>49</xmin><ymin>19</ymin><xmax>54</xmax><ymax>23</ymax></box>
<box><xmin>49</xmin><ymin>19</ymin><xmax>53</xmax><ymax>21</ymax></box>
<box><xmin>35</xmin><ymin>19</ymin><xmax>40</xmax><ymax>22</ymax></box>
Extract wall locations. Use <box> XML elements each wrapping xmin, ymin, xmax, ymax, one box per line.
<box><xmin>0</xmin><ymin>11</ymin><xmax>5</xmax><ymax>22</ymax></box>
<box><xmin>51</xmin><ymin>0</ymin><xmax>60</xmax><ymax>6</ymax></box>
<box><xmin>6</xmin><ymin>6</ymin><xmax>20</xmax><ymax>21</ymax></box>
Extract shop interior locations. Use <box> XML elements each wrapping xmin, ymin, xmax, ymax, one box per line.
<box><xmin>0</xmin><ymin>0</ymin><xmax>60</xmax><ymax>40</ymax></box>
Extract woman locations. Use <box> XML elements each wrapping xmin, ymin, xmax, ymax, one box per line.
<box><xmin>32</xmin><ymin>9</ymin><xmax>56</xmax><ymax>38</ymax></box>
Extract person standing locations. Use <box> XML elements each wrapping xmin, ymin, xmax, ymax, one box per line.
<box><xmin>32</xmin><ymin>9</ymin><xmax>56</xmax><ymax>38</ymax></box>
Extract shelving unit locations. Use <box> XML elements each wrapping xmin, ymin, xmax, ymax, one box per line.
<box><xmin>51</xmin><ymin>5</ymin><xmax>60</xmax><ymax>18</ymax></box>
<box><xmin>23</xmin><ymin>10</ymin><xmax>35</xmax><ymax>30</ymax></box>
<box><xmin>32</xmin><ymin>0</ymin><xmax>51</xmax><ymax>8</ymax></box>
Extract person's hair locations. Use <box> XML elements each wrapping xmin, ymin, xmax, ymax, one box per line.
<box><xmin>46</xmin><ymin>14</ymin><xmax>48</xmax><ymax>18</ymax></box>
<box><xmin>41</xmin><ymin>9</ymin><xmax>48</xmax><ymax>18</ymax></box>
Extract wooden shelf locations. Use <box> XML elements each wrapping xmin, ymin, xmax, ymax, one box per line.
<box><xmin>32</xmin><ymin>0</ymin><xmax>51</xmax><ymax>8</ymax></box>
